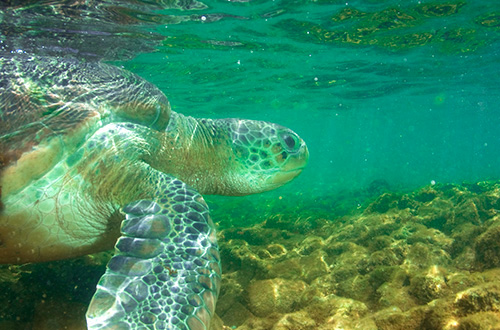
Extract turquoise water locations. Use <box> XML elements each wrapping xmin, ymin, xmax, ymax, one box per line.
<box><xmin>118</xmin><ymin>0</ymin><xmax>500</xmax><ymax>196</ymax></box>
<box><xmin>1</xmin><ymin>0</ymin><xmax>499</xmax><ymax>223</ymax></box>
<box><xmin>1</xmin><ymin>1</ymin><xmax>500</xmax><ymax>328</ymax></box>
<box><xmin>109</xmin><ymin>0</ymin><xmax>500</xmax><ymax>222</ymax></box>
<box><xmin>2</xmin><ymin>0</ymin><xmax>499</xmax><ymax>196</ymax></box>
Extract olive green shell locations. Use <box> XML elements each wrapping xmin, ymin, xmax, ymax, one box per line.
<box><xmin>0</xmin><ymin>55</ymin><xmax>170</xmax><ymax>169</ymax></box>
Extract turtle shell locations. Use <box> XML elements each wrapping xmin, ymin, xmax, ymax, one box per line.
<box><xmin>0</xmin><ymin>54</ymin><xmax>170</xmax><ymax>198</ymax></box>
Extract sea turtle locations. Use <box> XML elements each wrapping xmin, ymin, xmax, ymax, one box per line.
<box><xmin>0</xmin><ymin>54</ymin><xmax>309</xmax><ymax>330</ymax></box>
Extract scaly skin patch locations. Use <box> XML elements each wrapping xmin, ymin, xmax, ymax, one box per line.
<box><xmin>87</xmin><ymin>176</ymin><xmax>221</xmax><ymax>330</ymax></box>
<box><xmin>0</xmin><ymin>154</ymin><xmax>122</xmax><ymax>264</ymax></box>
<box><xmin>150</xmin><ymin>113</ymin><xmax>309</xmax><ymax>196</ymax></box>
<box><xmin>0</xmin><ymin>122</ymin><xmax>155</xmax><ymax>264</ymax></box>
<box><xmin>1</xmin><ymin>139</ymin><xmax>63</xmax><ymax>197</ymax></box>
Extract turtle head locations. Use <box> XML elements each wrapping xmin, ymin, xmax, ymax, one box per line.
<box><xmin>157</xmin><ymin>114</ymin><xmax>308</xmax><ymax>196</ymax></box>
<box><xmin>223</xmin><ymin>119</ymin><xmax>309</xmax><ymax>195</ymax></box>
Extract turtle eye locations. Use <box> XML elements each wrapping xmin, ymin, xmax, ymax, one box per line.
<box><xmin>283</xmin><ymin>134</ymin><xmax>295</xmax><ymax>148</ymax></box>
<box><xmin>280</xmin><ymin>131</ymin><xmax>300</xmax><ymax>152</ymax></box>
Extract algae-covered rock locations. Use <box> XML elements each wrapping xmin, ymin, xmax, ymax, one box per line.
<box><xmin>299</xmin><ymin>294</ymin><xmax>374</xmax><ymax>330</ymax></box>
<box><xmin>453</xmin><ymin>199</ymin><xmax>482</xmax><ymax>227</ymax></box>
<box><xmin>445</xmin><ymin>271</ymin><xmax>485</xmax><ymax>294</ymax></box>
<box><xmin>365</xmin><ymin>193</ymin><xmax>400</xmax><ymax>213</ymax></box>
<box><xmin>357</xmin><ymin>249</ymin><xmax>403</xmax><ymax>274</ymax></box>
<box><xmin>216</xmin><ymin>272</ymin><xmax>251</xmax><ymax>327</ymax></box>
<box><xmin>377</xmin><ymin>280</ymin><xmax>416</xmax><ymax>311</ymax></box>
<box><xmin>415</xmin><ymin>187</ymin><xmax>439</xmax><ymax>203</ymax></box>
<box><xmin>235</xmin><ymin>316</ymin><xmax>278</xmax><ymax>330</ymax></box>
<box><xmin>246</xmin><ymin>278</ymin><xmax>308</xmax><ymax>317</ymax></box>
<box><xmin>450</xmin><ymin>223</ymin><xmax>481</xmax><ymax>262</ymax></box>
<box><xmin>457</xmin><ymin>311</ymin><xmax>500</xmax><ymax>330</ymax></box>
<box><xmin>371</xmin><ymin>305</ymin><xmax>440</xmax><ymax>330</ymax></box>
<box><xmin>336</xmin><ymin>274</ymin><xmax>374</xmax><ymax>303</ymax></box>
<box><xmin>268</xmin><ymin>249</ymin><xmax>329</xmax><ymax>283</ymax></box>
<box><xmin>409</xmin><ymin>266</ymin><xmax>449</xmax><ymax>304</ymax></box>
<box><xmin>474</xmin><ymin>223</ymin><xmax>500</xmax><ymax>269</ymax></box>
<box><xmin>217</xmin><ymin>301</ymin><xmax>253</xmax><ymax>329</ymax></box>
<box><xmin>33</xmin><ymin>298</ymin><xmax>87</xmax><ymax>330</ymax></box>
<box><xmin>218</xmin><ymin>182</ymin><xmax>500</xmax><ymax>329</ymax></box>
<box><xmin>6</xmin><ymin>181</ymin><xmax>500</xmax><ymax>329</ymax></box>
<box><xmin>272</xmin><ymin>311</ymin><xmax>316</xmax><ymax>330</ymax></box>
<box><xmin>295</xmin><ymin>236</ymin><xmax>325</xmax><ymax>256</ymax></box>
<box><xmin>416</xmin><ymin>197</ymin><xmax>454</xmax><ymax>231</ymax></box>
<box><xmin>220</xmin><ymin>239</ymin><xmax>269</xmax><ymax>281</ymax></box>
<box><xmin>454</xmin><ymin>282</ymin><xmax>500</xmax><ymax>316</ymax></box>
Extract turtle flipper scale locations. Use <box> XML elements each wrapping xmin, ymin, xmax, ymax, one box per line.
<box><xmin>86</xmin><ymin>174</ymin><xmax>221</xmax><ymax>330</ymax></box>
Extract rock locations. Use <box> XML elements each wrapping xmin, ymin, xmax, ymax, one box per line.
<box><xmin>268</xmin><ymin>250</ymin><xmax>329</xmax><ymax>283</ymax></box>
<box><xmin>33</xmin><ymin>298</ymin><xmax>87</xmax><ymax>330</ymax></box>
<box><xmin>452</xmin><ymin>246</ymin><xmax>477</xmax><ymax>271</ymax></box>
<box><xmin>318</xmin><ymin>317</ymin><xmax>378</xmax><ymax>330</ymax></box>
<box><xmin>404</xmin><ymin>241</ymin><xmax>450</xmax><ymax>271</ymax></box>
<box><xmin>398</xmin><ymin>194</ymin><xmax>419</xmax><ymax>210</ymax></box>
<box><xmin>454</xmin><ymin>282</ymin><xmax>500</xmax><ymax>316</ymax></box>
<box><xmin>335</xmin><ymin>274</ymin><xmax>374</xmax><ymax>303</ymax></box>
<box><xmin>216</xmin><ymin>272</ymin><xmax>253</xmax><ymax>327</ymax></box>
<box><xmin>216</xmin><ymin>272</ymin><xmax>244</xmax><ymax>314</ymax></box>
<box><xmin>302</xmin><ymin>295</ymin><xmax>374</xmax><ymax>330</ymax></box>
<box><xmin>0</xmin><ymin>321</ymin><xmax>32</xmax><ymax>330</ymax></box>
<box><xmin>406</xmin><ymin>227</ymin><xmax>453</xmax><ymax>251</ymax></box>
<box><xmin>272</xmin><ymin>311</ymin><xmax>316</xmax><ymax>330</ymax></box>
<box><xmin>220</xmin><ymin>239</ymin><xmax>266</xmax><ymax>281</ymax></box>
<box><xmin>450</xmin><ymin>223</ymin><xmax>481</xmax><ymax>264</ymax></box>
<box><xmin>295</xmin><ymin>236</ymin><xmax>325</xmax><ymax>256</ymax></box>
<box><xmin>453</xmin><ymin>199</ymin><xmax>482</xmax><ymax>227</ymax></box>
<box><xmin>219</xmin><ymin>301</ymin><xmax>253</xmax><ymax>329</ymax></box>
<box><xmin>324</xmin><ymin>240</ymin><xmax>367</xmax><ymax>261</ymax></box>
<box><xmin>357</xmin><ymin>249</ymin><xmax>402</xmax><ymax>274</ymax></box>
<box><xmin>376</xmin><ymin>269</ymin><xmax>416</xmax><ymax>310</ymax></box>
<box><xmin>417</xmin><ymin>199</ymin><xmax>451</xmax><ymax>228</ymax></box>
<box><xmin>266</xmin><ymin>244</ymin><xmax>288</xmax><ymax>258</ymax></box>
<box><xmin>372</xmin><ymin>306</ymin><xmax>429</xmax><ymax>330</ymax></box>
<box><xmin>321</xmin><ymin>295</ymin><xmax>369</xmax><ymax>318</ymax></box>
<box><xmin>246</xmin><ymin>278</ymin><xmax>308</xmax><ymax>317</ymax></box>
<box><xmin>235</xmin><ymin>316</ymin><xmax>278</xmax><ymax>330</ymax></box>
<box><xmin>369</xmin><ymin>235</ymin><xmax>393</xmax><ymax>250</ymax></box>
<box><xmin>457</xmin><ymin>311</ymin><xmax>500</xmax><ymax>330</ymax></box>
<box><xmin>409</xmin><ymin>266</ymin><xmax>449</xmax><ymax>304</ymax></box>
<box><xmin>445</xmin><ymin>271</ymin><xmax>484</xmax><ymax>294</ymax></box>
<box><xmin>415</xmin><ymin>187</ymin><xmax>438</xmax><ymax>203</ymax></box>
<box><xmin>209</xmin><ymin>314</ymin><xmax>224</xmax><ymax>330</ymax></box>
<box><xmin>474</xmin><ymin>224</ymin><xmax>500</xmax><ymax>269</ymax></box>
<box><xmin>365</xmin><ymin>193</ymin><xmax>400</xmax><ymax>213</ymax></box>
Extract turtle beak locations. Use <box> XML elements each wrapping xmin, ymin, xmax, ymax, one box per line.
<box><xmin>268</xmin><ymin>142</ymin><xmax>309</xmax><ymax>186</ymax></box>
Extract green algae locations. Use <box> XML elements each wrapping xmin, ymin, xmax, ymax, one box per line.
<box><xmin>214</xmin><ymin>181</ymin><xmax>500</xmax><ymax>329</ymax></box>
<box><xmin>2</xmin><ymin>181</ymin><xmax>500</xmax><ymax>329</ymax></box>
<box><xmin>273</xmin><ymin>1</ymin><xmax>491</xmax><ymax>53</ymax></box>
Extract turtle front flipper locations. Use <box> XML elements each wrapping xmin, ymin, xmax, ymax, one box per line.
<box><xmin>86</xmin><ymin>175</ymin><xmax>221</xmax><ymax>330</ymax></box>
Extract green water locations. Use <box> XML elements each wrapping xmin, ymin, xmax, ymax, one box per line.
<box><xmin>114</xmin><ymin>0</ymin><xmax>500</xmax><ymax>224</ymax></box>
<box><xmin>1</xmin><ymin>1</ymin><xmax>500</xmax><ymax>328</ymax></box>
<box><xmin>3</xmin><ymin>0</ymin><xmax>499</xmax><ymax>195</ymax></box>
<box><xmin>2</xmin><ymin>0</ymin><xmax>499</xmax><ymax>223</ymax></box>
<box><xmin>118</xmin><ymin>0</ymin><xmax>500</xmax><ymax>198</ymax></box>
